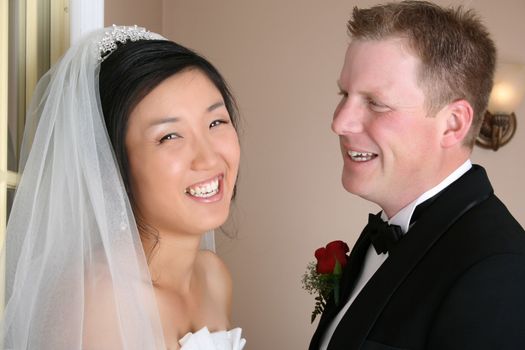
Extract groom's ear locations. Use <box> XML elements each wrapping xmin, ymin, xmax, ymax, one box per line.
<box><xmin>440</xmin><ymin>99</ymin><xmax>473</xmax><ymax>148</ymax></box>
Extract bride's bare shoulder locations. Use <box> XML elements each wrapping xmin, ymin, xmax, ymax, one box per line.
<box><xmin>195</xmin><ymin>250</ymin><xmax>232</xmax><ymax>304</ymax></box>
<box><xmin>82</xmin><ymin>267</ymin><xmax>124</xmax><ymax>347</ymax></box>
<box><xmin>82</xmin><ymin>263</ymin><xmax>157</xmax><ymax>347</ymax></box>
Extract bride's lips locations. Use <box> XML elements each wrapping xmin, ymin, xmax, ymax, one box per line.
<box><xmin>185</xmin><ymin>174</ymin><xmax>224</xmax><ymax>202</ymax></box>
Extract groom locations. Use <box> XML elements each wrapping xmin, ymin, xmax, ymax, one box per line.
<box><xmin>310</xmin><ymin>1</ymin><xmax>525</xmax><ymax>350</ymax></box>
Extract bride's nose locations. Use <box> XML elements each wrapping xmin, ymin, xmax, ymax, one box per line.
<box><xmin>191</xmin><ymin>136</ymin><xmax>219</xmax><ymax>170</ymax></box>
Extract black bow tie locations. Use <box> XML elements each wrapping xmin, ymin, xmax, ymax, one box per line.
<box><xmin>365</xmin><ymin>213</ymin><xmax>403</xmax><ymax>255</ymax></box>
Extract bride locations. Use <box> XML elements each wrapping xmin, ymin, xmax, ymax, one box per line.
<box><xmin>2</xmin><ymin>25</ymin><xmax>245</xmax><ymax>350</ymax></box>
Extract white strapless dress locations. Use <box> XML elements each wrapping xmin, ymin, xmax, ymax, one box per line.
<box><xmin>179</xmin><ymin>327</ymin><xmax>246</xmax><ymax>350</ymax></box>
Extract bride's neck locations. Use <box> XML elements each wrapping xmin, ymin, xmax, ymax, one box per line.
<box><xmin>142</xmin><ymin>232</ymin><xmax>202</xmax><ymax>293</ymax></box>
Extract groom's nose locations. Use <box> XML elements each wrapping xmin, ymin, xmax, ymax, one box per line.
<box><xmin>331</xmin><ymin>97</ymin><xmax>365</xmax><ymax>135</ymax></box>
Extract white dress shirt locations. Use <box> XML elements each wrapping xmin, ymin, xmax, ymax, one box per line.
<box><xmin>319</xmin><ymin>160</ymin><xmax>472</xmax><ymax>350</ymax></box>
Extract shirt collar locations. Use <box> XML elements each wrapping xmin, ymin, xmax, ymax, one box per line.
<box><xmin>381</xmin><ymin>159</ymin><xmax>472</xmax><ymax>233</ymax></box>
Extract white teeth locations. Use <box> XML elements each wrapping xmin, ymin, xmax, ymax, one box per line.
<box><xmin>186</xmin><ymin>177</ymin><xmax>220</xmax><ymax>198</ymax></box>
<box><xmin>348</xmin><ymin>150</ymin><xmax>377</xmax><ymax>162</ymax></box>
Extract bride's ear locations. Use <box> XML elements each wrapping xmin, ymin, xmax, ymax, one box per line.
<box><xmin>440</xmin><ymin>99</ymin><xmax>473</xmax><ymax>148</ymax></box>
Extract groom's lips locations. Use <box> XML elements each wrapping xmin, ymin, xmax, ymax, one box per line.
<box><xmin>346</xmin><ymin>149</ymin><xmax>378</xmax><ymax>162</ymax></box>
<box><xmin>341</xmin><ymin>141</ymin><xmax>379</xmax><ymax>162</ymax></box>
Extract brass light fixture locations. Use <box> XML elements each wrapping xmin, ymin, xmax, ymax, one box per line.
<box><xmin>476</xmin><ymin>63</ymin><xmax>525</xmax><ymax>151</ymax></box>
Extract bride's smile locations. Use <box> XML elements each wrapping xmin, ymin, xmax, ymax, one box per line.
<box><xmin>185</xmin><ymin>174</ymin><xmax>223</xmax><ymax>200</ymax></box>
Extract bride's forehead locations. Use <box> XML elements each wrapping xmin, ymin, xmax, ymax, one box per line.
<box><xmin>129</xmin><ymin>71</ymin><xmax>223</xmax><ymax>118</ymax></box>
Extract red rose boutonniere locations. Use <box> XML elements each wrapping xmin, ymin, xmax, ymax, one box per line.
<box><xmin>301</xmin><ymin>240</ymin><xmax>349</xmax><ymax>323</ymax></box>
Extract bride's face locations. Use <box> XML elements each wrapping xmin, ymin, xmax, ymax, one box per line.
<box><xmin>125</xmin><ymin>68</ymin><xmax>240</xmax><ymax>237</ymax></box>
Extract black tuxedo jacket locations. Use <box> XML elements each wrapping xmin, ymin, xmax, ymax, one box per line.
<box><xmin>310</xmin><ymin>165</ymin><xmax>525</xmax><ymax>350</ymax></box>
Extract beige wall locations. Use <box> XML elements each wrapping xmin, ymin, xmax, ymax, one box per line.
<box><xmin>108</xmin><ymin>1</ymin><xmax>525</xmax><ymax>349</ymax></box>
<box><xmin>105</xmin><ymin>0</ymin><xmax>163</xmax><ymax>33</ymax></box>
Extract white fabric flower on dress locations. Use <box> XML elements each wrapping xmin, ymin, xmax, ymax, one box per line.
<box><xmin>179</xmin><ymin>327</ymin><xmax>246</xmax><ymax>350</ymax></box>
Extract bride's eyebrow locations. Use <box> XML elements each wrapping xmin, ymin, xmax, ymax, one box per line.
<box><xmin>148</xmin><ymin>116</ymin><xmax>180</xmax><ymax>127</ymax></box>
<box><xmin>208</xmin><ymin>101</ymin><xmax>225</xmax><ymax>112</ymax></box>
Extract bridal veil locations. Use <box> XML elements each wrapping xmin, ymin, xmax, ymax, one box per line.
<box><xmin>0</xmin><ymin>26</ymin><xmax>213</xmax><ymax>349</ymax></box>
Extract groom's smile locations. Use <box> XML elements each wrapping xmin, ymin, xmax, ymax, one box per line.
<box><xmin>347</xmin><ymin>150</ymin><xmax>378</xmax><ymax>162</ymax></box>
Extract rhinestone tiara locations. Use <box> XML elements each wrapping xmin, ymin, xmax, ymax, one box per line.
<box><xmin>98</xmin><ymin>25</ymin><xmax>164</xmax><ymax>61</ymax></box>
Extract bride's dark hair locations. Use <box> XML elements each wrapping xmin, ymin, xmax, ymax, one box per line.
<box><xmin>99</xmin><ymin>39</ymin><xmax>239</xmax><ymax>248</ymax></box>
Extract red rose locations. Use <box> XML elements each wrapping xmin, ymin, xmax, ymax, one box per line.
<box><xmin>314</xmin><ymin>240</ymin><xmax>350</xmax><ymax>274</ymax></box>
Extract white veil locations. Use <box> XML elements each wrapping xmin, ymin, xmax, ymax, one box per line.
<box><xmin>1</xmin><ymin>26</ymin><xmax>214</xmax><ymax>349</ymax></box>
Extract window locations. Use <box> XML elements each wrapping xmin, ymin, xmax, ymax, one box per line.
<box><xmin>0</xmin><ymin>0</ymin><xmax>69</xmax><ymax>310</ymax></box>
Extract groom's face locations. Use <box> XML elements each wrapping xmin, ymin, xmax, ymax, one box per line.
<box><xmin>332</xmin><ymin>38</ymin><xmax>448</xmax><ymax>217</ymax></box>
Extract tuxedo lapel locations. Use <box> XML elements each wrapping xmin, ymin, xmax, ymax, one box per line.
<box><xmin>340</xmin><ymin>230</ymin><xmax>372</xmax><ymax>305</ymax></box>
<box><xmin>327</xmin><ymin>165</ymin><xmax>493</xmax><ymax>349</ymax></box>
<box><xmin>309</xmin><ymin>227</ymin><xmax>372</xmax><ymax>350</ymax></box>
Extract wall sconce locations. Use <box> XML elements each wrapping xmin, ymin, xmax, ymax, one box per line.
<box><xmin>476</xmin><ymin>62</ymin><xmax>525</xmax><ymax>151</ymax></box>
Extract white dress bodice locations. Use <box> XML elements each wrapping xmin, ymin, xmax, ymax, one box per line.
<box><xmin>179</xmin><ymin>327</ymin><xmax>246</xmax><ymax>350</ymax></box>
